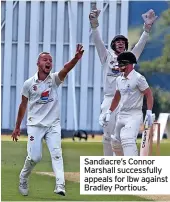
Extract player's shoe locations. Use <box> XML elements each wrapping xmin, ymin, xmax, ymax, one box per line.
<box><xmin>19</xmin><ymin>178</ymin><xmax>29</xmax><ymax>196</ymax></box>
<box><xmin>54</xmin><ymin>184</ymin><xmax>66</xmax><ymax>196</ymax></box>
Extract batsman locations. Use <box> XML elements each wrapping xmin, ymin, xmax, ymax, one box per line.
<box><xmin>102</xmin><ymin>51</ymin><xmax>154</xmax><ymax>156</ymax></box>
<box><xmin>89</xmin><ymin>8</ymin><xmax>157</xmax><ymax>156</ymax></box>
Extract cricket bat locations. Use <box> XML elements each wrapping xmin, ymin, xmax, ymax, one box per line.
<box><xmin>140</xmin><ymin>114</ymin><xmax>155</xmax><ymax>156</ymax></box>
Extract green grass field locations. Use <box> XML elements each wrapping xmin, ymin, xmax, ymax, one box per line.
<box><xmin>1</xmin><ymin>135</ymin><xmax>170</xmax><ymax>201</ymax></box>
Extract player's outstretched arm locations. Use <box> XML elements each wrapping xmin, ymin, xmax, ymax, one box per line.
<box><xmin>12</xmin><ymin>95</ymin><xmax>28</xmax><ymax>142</ymax></box>
<box><xmin>58</xmin><ymin>44</ymin><xmax>84</xmax><ymax>81</ymax></box>
<box><xmin>89</xmin><ymin>9</ymin><xmax>108</xmax><ymax>65</ymax></box>
<box><xmin>131</xmin><ymin>9</ymin><xmax>158</xmax><ymax>61</ymax></box>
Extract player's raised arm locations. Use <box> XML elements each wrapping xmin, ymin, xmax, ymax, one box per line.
<box><xmin>131</xmin><ymin>9</ymin><xmax>158</xmax><ymax>60</ymax></box>
<box><xmin>12</xmin><ymin>95</ymin><xmax>28</xmax><ymax>142</ymax></box>
<box><xmin>58</xmin><ymin>44</ymin><xmax>84</xmax><ymax>81</ymax></box>
<box><xmin>89</xmin><ymin>9</ymin><xmax>108</xmax><ymax>65</ymax></box>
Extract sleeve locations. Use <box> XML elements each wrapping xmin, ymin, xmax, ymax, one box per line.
<box><xmin>21</xmin><ymin>81</ymin><xmax>29</xmax><ymax>98</ymax></box>
<box><xmin>54</xmin><ymin>72</ymin><xmax>63</xmax><ymax>87</ymax></box>
<box><xmin>137</xmin><ymin>75</ymin><xmax>149</xmax><ymax>92</ymax></box>
<box><xmin>131</xmin><ymin>31</ymin><xmax>149</xmax><ymax>61</ymax></box>
<box><xmin>92</xmin><ymin>28</ymin><xmax>108</xmax><ymax>65</ymax></box>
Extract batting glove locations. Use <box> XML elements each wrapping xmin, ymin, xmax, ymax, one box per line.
<box><xmin>99</xmin><ymin>110</ymin><xmax>112</xmax><ymax>127</ymax></box>
<box><xmin>89</xmin><ymin>9</ymin><xmax>101</xmax><ymax>29</ymax></box>
<box><xmin>145</xmin><ymin>110</ymin><xmax>153</xmax><ymax>127</ymax></box>
<box><xmin>142</xmin><ymin>9</ymin><xmax>158</xmax><ymax>33</ymax></box>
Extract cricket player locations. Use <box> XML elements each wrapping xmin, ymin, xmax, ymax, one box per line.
<box><xmin>89</xmin><ymin>8</ymin><xmax>157</xmax><ymax>156</ymax></box>
<box><xmin>101</xmin><ymin>51</ymin><xmax>153</xmax><ymax>156</ymax></box>
<box><xmin>11</xmin><ymin>44</ymin><xmax>84</xmax><ymax>196</ymax></box>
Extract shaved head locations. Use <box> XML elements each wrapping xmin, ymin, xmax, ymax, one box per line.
<box><xmin>37</xmin><ymin>52</ymin><xmax>53</xmax><ymax>75</ymax></box>
<box><xmin>37</xmin><ymin>52</ymin><xmax>50</xmax><ymax>62</ymax></box>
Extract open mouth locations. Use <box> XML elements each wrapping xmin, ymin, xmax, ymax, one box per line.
<box><xmin>45</xmin><ymin>65</ymin><xmax>51</xmax><ymax>70</ymax></box>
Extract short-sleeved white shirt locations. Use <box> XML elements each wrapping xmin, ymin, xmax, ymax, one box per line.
<box><xmin>22</xmin><ymin>72</ymin><xmax>62</xmax><ymax>127</ymax></box>
<box><xmin>116</xmin><ymin>69</ymin><xmax>149</xmax><ymax>113</ymax></box>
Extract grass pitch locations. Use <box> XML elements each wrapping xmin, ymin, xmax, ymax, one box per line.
<box><xmin>1</xmin><ymin>135</ymin><xmax>170</xmax><ymax>201</ymax></box>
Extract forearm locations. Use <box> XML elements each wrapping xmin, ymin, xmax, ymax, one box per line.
<box><xmin>92</xmin><ymin>28</ymin><xmax>107</xmax><ymax>64</ymax></box>
<box><xmin>109</xmin><ymin>98</ymin><xmax>120</xmax><ymax>112</ymax></box>
<box><xmin>15</xmin><ymin>104</ymin><xmax>27</xmax><ymax>129</ymax></box>
<box><xmin>59</xmin><ymin>57</ymin><xmax>79</xmax><ymax>79</ymax></box>
<box><xmin>131</xmin><ymin>31</ymin><xmax>149</xmax><ymax>60</ymax></box>
<box><xmin>146</xmin><ymin>93</ymin><xmax>153</xmax><ymax>110</ymax></box>
<box><xmin>64</xmin><ymin>56</ymin><xmax>79</xmax><ymax>71</ymax></box>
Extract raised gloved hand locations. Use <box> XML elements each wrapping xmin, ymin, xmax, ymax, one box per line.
<box><xmin>89</xmin><ymin>9</ymin><xmax>101</xmax><ymax>29</ymax></box>
<box><xmin>99</xmin><ymin>110</ymin><xmax>112</xmax><ymax>127</ymax></box>
<box><xmin>142</xmin><ymin>9</ymin><xmax>158</xmax><ymax>33</ymax></box>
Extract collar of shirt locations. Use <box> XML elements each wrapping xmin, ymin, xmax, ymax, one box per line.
<box><xmin>121</xmin><ymin>69</ymin><xmax>135</xmax><ymax>80</ymax></box>
<box><xmin>109</xmin><ymin>49</ymin><xmax>118</xmax><ymax>58</ymax></box>
<box><xmin>34</xmin><ymin>72</ymin><xmax>52</xmax><ymax>83</ymax></box>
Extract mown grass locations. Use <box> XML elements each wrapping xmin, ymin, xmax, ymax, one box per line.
<box><xmin>2</xmin><ymin>136</ymin><xmax>170</xmax><ymax>201</ymax></box>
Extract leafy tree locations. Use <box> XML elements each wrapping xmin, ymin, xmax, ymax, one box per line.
<box><xmin>139</xmin><ymin>7</ymin><xmax>170</xmax><ymax>114</ymax></box>
<box><xmin>140</xmin><ymin>8</ymin><xmax>170</xmax><ymax>73</ymax></box>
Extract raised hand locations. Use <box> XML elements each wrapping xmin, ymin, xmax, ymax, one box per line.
<box><xmin>142</xmin><ymin>9</ymin><xmax>158</xmax><ymax>33</ymax></box>
<box><xmin>89</xmin><ymin>9</ymin><xmax>101</xmax><ymax>28</ymax></box>
<box><xmin>142</xmin><ymin>9</ymin><xmax>158</xmax><ymax>25</ymax></box>
<box><xmin>75</xmin><ymin>44</ymin><xmax>84</xmax><ymax>60</ymax></box>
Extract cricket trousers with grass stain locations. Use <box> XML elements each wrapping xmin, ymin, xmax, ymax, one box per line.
<box><xmin>20</xmin><ymin>123</ymin><xmax>65</xmax><ymax>186</ymax></box>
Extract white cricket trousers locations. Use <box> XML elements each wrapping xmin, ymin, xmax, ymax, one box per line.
<box><xmin>112</xmin><ymin>111</ymin><xmax>143</xmax><ymax>156</ymax></box>
<box><xmin>20</xmin><ymin>123</ymin><xmax>65</xmax><ymax>185</ymax></box>
<box><xmin>100</xmin><ymin>95</ymin><xmax>119</xmax><ymax>156</ymax></box>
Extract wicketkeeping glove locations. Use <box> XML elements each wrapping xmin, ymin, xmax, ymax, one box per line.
<box><xmin>89</xmin><ymin>9</ymin><xmax>101</xmax><ymax>29</ymax></box>
<box><xmin>99</xmin><ymin>110</ymin><xmax>112</xmax><ymax>127</ymax></box>
<box><xmin>142</xmin><ymin>9</ymin><xmax>158</xmax><ymax>33</ymax></box>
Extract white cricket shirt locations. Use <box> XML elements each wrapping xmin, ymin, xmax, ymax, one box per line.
<box><xmin>92</xmin><ymin>28</ymin><xmax>149</xmax><ymax>97</ymax></box>
<box><xmin>21</xmin><ymin>72</ymin><xmax>62</xmax><ymax>127</ymax></box>
<box><xmin>116</xmin><ymin>69</ymin><xmax>149</xmax><ymax>114</ymax></box>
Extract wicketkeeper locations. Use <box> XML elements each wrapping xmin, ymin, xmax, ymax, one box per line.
<box><xmin>101</xmin><ymin>51</ymin><xmax>154</xmax><ymax>156</ymax></box>
<box><xmin>11</xmin><ymin>45</ymin><xmax>84</xmax><ymax>196</ymax></box>
<box><xmin>89</xmin><ymin>8</ymin><xmax>157</xmax><ymax>156</ymax></box>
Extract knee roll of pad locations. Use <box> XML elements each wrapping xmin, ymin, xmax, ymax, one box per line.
<box><xmin>121</xmin><ymin>137</ymin><xmax>136</xmax><ymax>147</ymax></box>
<box><xmin>111</xmin><ymin>136</ymin><xmax>123</xmax><ymax>155</ymax></box>
<box><xmin>103</xmin><ymin>134</ymin><xmax>111</xmax><ymax>144</ymax></box>
<box><xmin>121</xmin><ymin>138</ymin><xmax>138</xmax><ymax>156</ymax></box>
<box><xmin>111</xmin><ymin>136</ymin><xmax>121</xmax><ymax>147</ymax></box>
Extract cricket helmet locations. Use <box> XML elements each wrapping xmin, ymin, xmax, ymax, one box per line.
<box><xmin>117</xmin><ymin>51</ymin><xmax>137</xmax><ymax>67</ymax></box>
<box><xmin>110</xmin><ymin>35</ymin><xmax>128</xmax><ymax>51</ymax></box>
